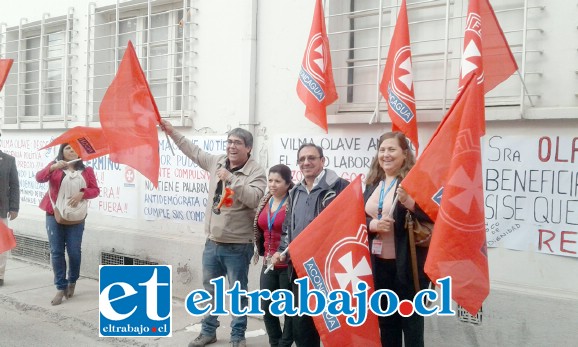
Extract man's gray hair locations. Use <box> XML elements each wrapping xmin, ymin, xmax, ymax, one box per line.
<box><xmin>228</xmin><ymin>128</ymin><xmax>254</xmax><ymax>149</ymax></box>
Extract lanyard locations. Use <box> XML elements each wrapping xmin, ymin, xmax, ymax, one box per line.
<box><xmin>377</xmin><ymin>178</ymin><xmax>397</xmax><ymax>219</ymax></box>
<box><xmin>267</xmin><ymin>195</ymin><xmax>288</xmax><ymax>231</ymax></box>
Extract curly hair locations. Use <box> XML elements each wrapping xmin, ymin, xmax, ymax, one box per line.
<box><xmin>365</xmin><ymin>132</ymin><xmax>415</xmax><ymax>186</ymax></box>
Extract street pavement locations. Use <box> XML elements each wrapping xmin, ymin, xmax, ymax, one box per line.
<box><xmin>0</xmin><ymin>257</ymin><xmax>270</xmax><ymax>347</ymax></box>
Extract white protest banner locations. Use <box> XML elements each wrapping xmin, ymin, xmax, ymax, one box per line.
<box><xmin>273</xmin><ymin>134</ymin><xmax>378</xmax><ymax>183</ymax></box>
<box><xmin>483</xmin><ymin>135</ymin><xmax>578</xmax><ymax>258</ymax></box>
<box><xmin>140</xmin><ymin>136</ymin><xmax>227</xmax><ymax>222</ymax></box>
<box><xmin>87</xmin><ymin>157</ymin><xmax>138</xmax><ymax>218</ymax></box>
<box><xmin>2</xmin><ymin>135</ymin><xmax>54</xmax><ymax>206</ymax></box>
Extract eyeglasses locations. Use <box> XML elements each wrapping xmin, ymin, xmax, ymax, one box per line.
<box><xmin>227</xmin><ymin>139</ymin><xmax>245</xmax><ymax>147</ymax></box>
<box><xmin>297</xmin><ymin>155</ymin><xmax>322</xmax><ymax>164</ymax></box>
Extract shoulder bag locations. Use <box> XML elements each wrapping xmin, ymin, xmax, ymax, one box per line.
<box><xmin>48</xmin><ymin>170</ymin><xmax>88</xmax><ymax>225</ymax></box>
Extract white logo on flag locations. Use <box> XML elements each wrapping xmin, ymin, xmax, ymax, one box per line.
<box><xmin>334</xmin><ymin>251</ymin><xmax>372</xmax><ymax>290</ymax></box>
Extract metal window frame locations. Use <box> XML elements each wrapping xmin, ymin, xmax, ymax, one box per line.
<box><xmin>326</xmin><ymin>0</ymin><xmax>544</xmax><ymax>123</ymax></box>
<box><xmin>0</xmin><ymin>10</ymin><xmax>76</xmax><ymax>129</ymax></box>
<box><xmin>86</xmin><ymin>0</ymin><xmax>197</xmax><ymax>126</ymax></box>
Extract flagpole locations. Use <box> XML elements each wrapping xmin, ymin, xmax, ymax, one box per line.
<box><xmin>517</xmin><ymin>70</ymin><xmax>534</xmax><ymax>108</ymax></box>
<box><xmin>370</xmin><ymin>0</ymin><xmax>385</xmax><ymax>125</ymax></box>
<box><xmin>263</xmin><ymin>248</ymin><xmax>288</xmax><ymax>274</ymax></box>
<box><xmin>164</xmin><ymin>132</ymin><xmax>176</xmax><ymax>156</ymax></box>
<box><xmin>519</xmin><ymin>0</ymin><xmax>534</xmax><ymax>112</ymax></box>
<box><xmin>441</xmin><ymin>0</ymin><xmax>451</xmax><ymax>114</ymax></box>
<box><xmin>389</xmin><ymin>195</ymin><xmax>399</xmax><ymax>218</ymax></box>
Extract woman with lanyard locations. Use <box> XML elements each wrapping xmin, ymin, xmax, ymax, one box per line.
<box><xmin>253</xmin><ymin>164</ymin><xmax>294</xmax><ymax>347</ymax></box>
<box><xmin>363</xmin><ymin>132</ymin><xmax>432</xmax><ymax>347</ymax></box>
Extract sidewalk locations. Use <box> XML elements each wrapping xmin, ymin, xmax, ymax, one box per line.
<box><xmin>0</xmin><ymin>258</ymin><xmax>270</xmax><ymax>347</ymax></box>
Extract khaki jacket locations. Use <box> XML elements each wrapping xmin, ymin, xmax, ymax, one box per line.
<box><xmin>173</xmin><ymin>133</ymin><xmax>266</xmax><ymax>243</ymax></box>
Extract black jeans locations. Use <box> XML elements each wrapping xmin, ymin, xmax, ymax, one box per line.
<box><xmin>291</xmin><ymin>274</ymin><xmax>320</xmax><ymax>347</ymax></box>
<box><xmin>373</xmin><ymin>257</ymin><xmax>424</xmax><ymax>347</ymax></box>
<box><xmin>261</xmin><ymin>266</ymin><xmax>293</xmax><ymax>347</ymax></box>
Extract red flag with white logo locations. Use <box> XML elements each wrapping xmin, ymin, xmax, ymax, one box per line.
<box><xmin>403</xmin><ymin>76</ymin><xmax>488</xmax><ymax>315</ymax></box>
<box><xmin>380</xmin><ymin>0</ymin><xmax>419</xmax><ymax>154</ymax></box>
<box><xmin>40</xmin><ymin>126</ymin><xmax>110</xmax><ymax>161</ymax></box>
<box><xmin>296</xmin><ymin>0</ymin><xmax>338</xmax><ymax>133</ymax></box>
<box><xmin>458</xmin><ymin>0</ymin><xmax>518</xmax><ymax>101</ymax></box>
<box><xmin>99</xmin><ymin>41</ymin><xmax>160</xmax><ymax>188</ymax></box>
<box><xmin>0</xmin><ymin>59</ymin><xmax>14</xmax><ymax>92</ymax></box>
<box><xmin>402</xmin><ymin>75</ymin><xmax>482</xmax><ymax>221</ymax></box>
<box><xmin>0</xmin><ymin>220</ymin><xmax>16</xmax><ymax>254</ymax></box>
<box><xmin>289</xmin><ymin>176</ymin><xmax>380</xmax><ymax>347</ymax></box>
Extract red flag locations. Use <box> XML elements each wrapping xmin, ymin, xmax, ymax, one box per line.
<box><xmin>402</xmin><ymin>75</ymin><xmax>480</xmax><ymax>221</ymax></box>
<box><xmin>99</xmin><ymin>41</ymin><xmax>160</xmax><ymax>187</ymax></box>
<box><xmin>40</xmin><ymin>127</ymin><xmax>110</xmax><ymax>161</ymax></box>
<box><xmin>296</xmin><ymin>0</ymin><xmax>338</xmax><ymax>133</ymax></box>
<box><xmin>0</xmin><ymin>59</ymin><xmax>14</xmax><ymax>92</ymax></box>
<box><xmin>289</xmin><ymin>176</ymin><xmax>380</xmax><ymax>347</ymax></box>
<box><xmin>380</xmin><ymin>0</ymin><xmax>419</xmax><ymax>154</ymax></box>
<box><xmin>403</xmin><ymin>76</ymin><xmax>488</xmax><ymax>315</ymax></box>
<box><xmin>0</xmin><ymin>220</ymin><xmax>16</xmax><ymax>254</ymax></box>
<box><xmin>458</xmin><ymin>0</ymin><xmax>518</xmax><ymax>97</ymax></box>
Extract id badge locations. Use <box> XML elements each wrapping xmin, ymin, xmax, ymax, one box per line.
<box><xmin>371</xmin><ymin>239</ymin><xmax>383</xmax><ymax>255</ymax></box>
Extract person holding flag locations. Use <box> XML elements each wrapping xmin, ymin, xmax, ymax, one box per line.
<box><xmin>271</xmin><ymin>143</ymin><xmax>349</xmax><ymax>347</ymax></box>
<box><xmin>161</xmin><ymin>120</ymin><xmax>266</xmax><ymax>347</ymax></box>
<box><xmin>363</xmin><ymin>132</ymin><xmax>432</xmax><ymax>347</ymax></box>
<box><xmin>35</xmin><ymin>143</ymin><xmax>100</xmax><ymax>305</ymax></box>
<box><xmin>252</xmin><ymin>164</ymin><xmax>294</xmax><ymax>347</ymax></box>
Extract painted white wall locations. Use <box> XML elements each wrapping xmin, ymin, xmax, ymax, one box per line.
<box><xmin>2</xmin><ymin>0</ymin><xmax>578</xmax><ymax>344</ymax></box>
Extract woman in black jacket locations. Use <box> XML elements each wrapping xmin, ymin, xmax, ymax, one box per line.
<box><xmin>363</xmin><ymin>132</ymin><xmax>432</xmax><ymax>347</ymax></box>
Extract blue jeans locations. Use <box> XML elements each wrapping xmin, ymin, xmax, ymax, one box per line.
<box><xmin>46</xmin><ymin>215</ymin><xmax>85</xmax><ymax>290</ymax></box>
<box><xmin>201</xmin><ymin>239</ymin><xmax>253</xmax><ymax>342</ymax></box>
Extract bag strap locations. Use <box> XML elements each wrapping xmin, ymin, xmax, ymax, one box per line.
<box><xmin>48</xmin><ymin>186</ymin><xmax>56</xmax><ymax>209</ymax></box>
<box><xmin>405</xmin><ymin>211</ymin><xmax>420</xmax><ymax>293</ymax></box>
<box><xmin>47</xmin><ymin>168</ymin><xmax>67</xmax><ymax>209</ymax></box>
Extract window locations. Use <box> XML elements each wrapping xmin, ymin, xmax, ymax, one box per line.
<box><xmin>0</xmin><ymin>10</ymin><xmax>75</xmax><ymax>127</ymax></box>
<box><xmin>327</xmin><ymin>0</ymin><xmax>543</xmax><ymax>119</ymax></box>
<box><xmin>87</xmin><ymin>0</ymin><xmax>196</xmax><ymax>125</ymax></box>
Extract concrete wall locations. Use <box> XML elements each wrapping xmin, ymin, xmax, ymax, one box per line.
<box><xmin>1</xmin><ymin>0</ymin><xmax>577</xmax><ymax>345</ymax></box>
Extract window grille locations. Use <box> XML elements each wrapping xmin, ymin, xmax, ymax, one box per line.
<box><xmin>101</xmin><ymin>250</ymin><xmax>159</xmax><ymax>265</ymax></box>
<box><xmin>86</xmin><ymin>0</ymin><xmax>197</xmax><ymax>125</ymax></box>
<box><xmin>0</xmin><ymin>8</ymin><xmax>76</xmax><ymax>128</ymax></box>
<box><xmin>12</xmin><ymin>234</ymin><xmax>51</xmax><ymax>264</ymax></box>
<box><xmin>326</xmin><ymin>0</ymin><xmax>544</xmax><ymax>121</ymax></box>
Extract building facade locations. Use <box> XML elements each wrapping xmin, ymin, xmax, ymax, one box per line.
<box><xmin>1</xmin><ymin>0</ymin><xmax>576</xmax><ymax>345</ymax></box>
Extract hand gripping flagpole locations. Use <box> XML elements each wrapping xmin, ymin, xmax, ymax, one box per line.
<box><xmin>159</xmin><ymin>121</ymin><xmax>176</xmax><ymax>156</ymax></box>
<box><xmin>389</xmin><ymin>195</ymin><xmax>399</xmax><ymax>218</ymax></box>
<box><xmin>164</xmin><ymin>132</ymin><xmax>176</xmax><ymax>156</ymax></box>
<box><xmin>263</xmin><ymin>248</ymin><xmax>288</xmax><ymax>274</ymax></box>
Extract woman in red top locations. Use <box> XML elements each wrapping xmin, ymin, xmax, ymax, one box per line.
<box><xmin>36</xmin><ymin>143</ymin><xmax>100</xmax><ymax>306</ymax></box>
<box><xmin>253</xmin><ymin>164</ymin><xmax>294</xmax><ymax>347</ymax></box>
